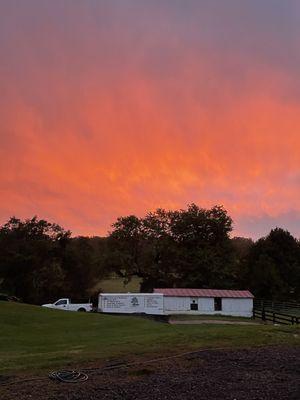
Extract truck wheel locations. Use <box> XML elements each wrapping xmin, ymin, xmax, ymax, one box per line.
<box><xmin>77</xmin><ymin>308</ymin><xmax>86</xmax><ymax>312</ymax></box>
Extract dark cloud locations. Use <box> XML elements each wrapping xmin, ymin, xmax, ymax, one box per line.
<box><xmin>237</xmin><ymin>211</ymin><xmax>300</xmax><ymax>240</ymax></box>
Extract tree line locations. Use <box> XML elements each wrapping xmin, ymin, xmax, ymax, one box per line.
<box><xmin>0</xmin><ymin>204</ymin><xmax>300</xmax><ymax>304</ymax></box>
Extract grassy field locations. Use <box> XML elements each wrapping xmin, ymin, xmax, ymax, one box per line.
<box><xmin>92</xmin><ymin>276</ymin><xmax>141</xmax><ymax>293</ymax></box>
<box><xmin>0</xmin><ymin>301</ymin><xmax>299</xmax><ymax>374</ymax></box>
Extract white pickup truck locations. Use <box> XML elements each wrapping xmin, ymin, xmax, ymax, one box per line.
<box><xmin>42</xmin><ymin>298</ymin><xmax>92</xmax><ymax>312</ymax></box>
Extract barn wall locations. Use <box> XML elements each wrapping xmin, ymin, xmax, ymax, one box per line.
<box><xmin>164</xmin><ymin>296</ymin><xmax>215</xmax><ymax>312</ymax></box>
<box><xmin>164</xmin><ymin>296</ymin><xmax>190</xmax><ymax>311</ymax></box>
<box><xmin>164</xmin><ymin>296</ymin><xmax>253</xmax><ymax>317</ymax></box>
<box><xmin>199</xmin><ymin>298</ymin><xmax>214</xmax><ymax>312</ymax></box>
<box><xmin>222</xmin><ymin>298</ymin><xmax>253</xmax><ymax>317</ymax></box>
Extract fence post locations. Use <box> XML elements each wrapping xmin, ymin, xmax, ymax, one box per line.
<box><xmin>253</xmin><ymin>309</ymin><xmax>255</xmax><ymax>319</ymax></box>
<box><xmin>273</xmin><ymin>312</ymin><xmax>275</xmax><ymax>324</ymax></box>
<box><xmin>291</xmin><ymin>316</ymin><xmax>294</xmax><ymax>325</ymax></box>
<box><xmin>262</xmin><ymin>306</ymin><xmax>266</xmax><ymax>321</ymax></box>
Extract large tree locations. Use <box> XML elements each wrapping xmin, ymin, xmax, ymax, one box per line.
<box><xmin>243</xmin><ymin>228</ymin><xmax>300</xmax><ymax>299</ymax></box>
<box><xmin>0</xmin><ymin>217</ymin><xmax>70</xmax><ymax>303</ymax></box>
<box><xmin>0</xmin><ymin>217</ymin><xmax>112</xmax><ymax>304</ymax></box>
<box><xmin>108</xmin><ymin>204</ymin><xmax>235</xmax><ymax>291</ymax></box>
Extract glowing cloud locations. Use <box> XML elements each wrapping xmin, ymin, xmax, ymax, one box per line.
<box><xmin>0</xmin><ymin>0</ymin><xmax>300</xmax><ymax>238</ymax></box>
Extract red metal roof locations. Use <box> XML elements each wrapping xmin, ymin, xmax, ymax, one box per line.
<box><xmin>153</xmin><ymin>288</ymin><xmax>254</xmax><ymax>298</ymax></box>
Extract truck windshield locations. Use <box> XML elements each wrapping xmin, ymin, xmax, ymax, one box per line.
<box><xmin>55</xmin><ymin>299</ymin><xmax>67</xmax><ymax>306</ymax></box>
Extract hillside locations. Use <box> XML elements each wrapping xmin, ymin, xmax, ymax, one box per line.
<box><xmin>0</xmin><ymin>301</ymin><xmax>299</xmax><ymax>373</ymax></box>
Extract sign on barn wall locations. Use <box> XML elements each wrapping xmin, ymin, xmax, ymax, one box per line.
<box><xmin>99</xmin><ymin>294</ymin><xmax>164</xmax><ymax>315</ymax></box>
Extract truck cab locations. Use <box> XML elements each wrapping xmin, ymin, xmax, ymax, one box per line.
<box><xmin>52</xmin><ymin>298</ymin><xmax>69</xmax><ymax>310</ymax></box>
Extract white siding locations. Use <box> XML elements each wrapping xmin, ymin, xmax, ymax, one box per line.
<box><xmin>198</xmin><ymin>298</ymin><xmax>214</xmax><ymax>312</ymax></box>
<box><xmin>98</xmin><ymin>293</ymin><xmax>253</xmax><ymax>317</ymax></box>
<box><xmin>99</xmin><ymin>294</ymin><xmax>164</xmax><ymax>315</ymax></box>
<box><xmin>221</xmin><ymin>298</ymin><xmax>253</xmax><ymax>317</ymax></box>
<box><xmin>164</xmin><ymin>296</ymin><xmax>215</xmax><ymax>313</ymax></box>
<box><xmin>164</xmin><ymin>296</ymin><xmax>253</xmax><ymax>317</ymax></box>
<box><xmin>164</xmin><ymin>296</ymin><xmax>190</xmax><ymax>311</ymax></box>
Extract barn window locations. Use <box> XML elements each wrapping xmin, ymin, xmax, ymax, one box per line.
<box><xmin>190</xmin><ymin>299</ymin><xmax>198</xmax><ymax>310</ymax></box>
<box><xmin>214</xmin><ymin>297</ymin><xmax>222</xmax><ymax>311</ymax></box>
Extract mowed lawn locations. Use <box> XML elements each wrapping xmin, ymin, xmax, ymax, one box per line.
<box><xmin>0</xmin><ymin>301</ymin><xmax>299</xmax><ymax>373</ymax></box>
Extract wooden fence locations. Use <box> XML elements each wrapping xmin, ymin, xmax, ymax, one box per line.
<box><xmin>254</xmin><ymin>298</ymin><xmax>300</xmax><ymax>317</ymax></box>
<box><xmin>253</xmin><ymin>308</ymin><xmax>300</xmax><ymax>325</ymax></box>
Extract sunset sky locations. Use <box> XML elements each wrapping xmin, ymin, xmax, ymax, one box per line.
<box><xmin>0</xmin><ymin>0</ymin><xmax>300</xmax><ymax>239</ymax></box>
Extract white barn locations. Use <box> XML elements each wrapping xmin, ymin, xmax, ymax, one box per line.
<box><xmin>98</xmin><ymin>289</ymin><xmax>254</xmax><ymax>317</ymax></box>
<box><xmin>154</xmin><ymin>288</ymin><xmax>254</xmax><ymax>317</ymax></box>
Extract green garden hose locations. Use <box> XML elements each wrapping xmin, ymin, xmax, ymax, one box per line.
<box><xmin>49</xmin><ymin>370</ymin><xmax>88</xmax><ymax>383</ymax></box>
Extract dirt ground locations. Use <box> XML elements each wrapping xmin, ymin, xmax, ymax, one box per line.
<box><xmin>1</xmin><ymin>346</ymin><xmax>299</xmax><ymax>400</ymax></box>
<box><xmin>169</xmin><ymin>319</ymin><xmax>258</xmax><ymax>325</ymax></box>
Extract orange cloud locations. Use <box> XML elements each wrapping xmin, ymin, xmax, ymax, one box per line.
<box><xmin>0</xmin><ymin>1</ymin><xmax>300</xmax><ymax>238</ymax></box>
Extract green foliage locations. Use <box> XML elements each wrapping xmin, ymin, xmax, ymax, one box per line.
<box><xmin>0</xmin><ymin>217</ymin><xmax>107</xmax><ymax>304</ymax></box>
<box><xmin>63</xmin><ymin>237</ymin><xmax>98</xmax><ymax>297</ymax></box>
<box><xmin>108</xmin><ymin>204</ymin><xmax>235</xmax><ymax>291</ymax></box>
<box><xmin>1</xmin><ymin>211</ymin><xmax>300</xmax><ymax>304</ymax></box>
<box><xmin>242</xmin><ymin>228</ymin><xmax>300</xmax><ymax>299</ymax></box>
<box><xmin>231</xmin><ymin>236</ymin><xmax>254</xmax><ymax>286</ymax></box>
<box><xmin>0</xmin><ymin>217</ymin><xmax>70</xmax><ymax>303</ymax></box>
